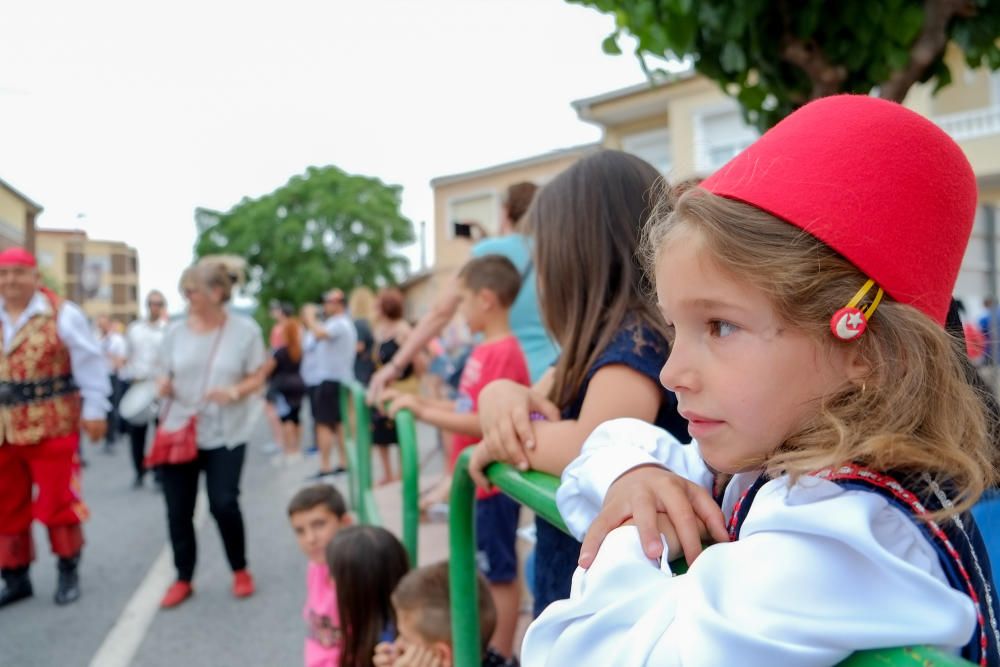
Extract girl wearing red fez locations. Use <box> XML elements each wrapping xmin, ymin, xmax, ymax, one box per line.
<box><xmin>521</xmin><ymin>96</ymin><xmax>1000</xmax><ymax>666</ymax></box>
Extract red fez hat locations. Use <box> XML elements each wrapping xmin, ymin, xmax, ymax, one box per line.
<box><xmin>0</xmin><ymin>247</ymin><xmax>38</xmax><ymax>268</ymax></box>
<box><xmin>701</xmin><ymin>95</ymin><xmax>977</xmax><ymax>326</ymax></box>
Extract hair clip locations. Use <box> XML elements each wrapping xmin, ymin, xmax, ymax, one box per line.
<box><xmin>830</xmin><ymin>278</ymin><xmax>884</xmax><ymax>341</ymax></box>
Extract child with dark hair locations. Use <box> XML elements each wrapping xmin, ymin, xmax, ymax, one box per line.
<box><xmin>373</xmin><ymin>562</ymin><xmax>514</xmax><ymax>667</ymax></box>
<box><xmin>384</xmin><ymin>254</ymin><xmax>531</xmax><ymax>659</ymax></box>
<box><xmin>288</xmin><ymin>484</ymin><xmax>351</xmax><ymax>667</ymax></box>
<box><xmin>327</xmin><ymin>525</ymin><xmax>410</xmax><ymax>667</ymax></box>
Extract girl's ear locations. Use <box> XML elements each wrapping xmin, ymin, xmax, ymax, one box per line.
<box><xmin>841</xmin><ymin>343</ymin><xmax>871</xmax><ymax>386</ymax></box>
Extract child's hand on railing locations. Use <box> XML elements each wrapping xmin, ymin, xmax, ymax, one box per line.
<box><xmin>477</xmin><ymin>379</ymin><xmax>561</xmax><ymax>471</ymax></box>
<box><xmin>467</xmin><ymin>441</ymin><xmax>496</xmax><ymax>489</ymax></box>
<box><xmin>386</xmin><ymin>394</ymin><xmax>420</xmax><ymax>419</ymax></box>
<box><xmin>579</xmin><ymin>465</ymin><xmax>728</xmax><ymax>569</ymax></box>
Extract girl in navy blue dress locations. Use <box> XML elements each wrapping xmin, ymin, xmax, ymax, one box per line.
<box><xmin>467</xmin><ymin>150</ymin><xmax>689</xmax><ymax>616</ymax></box>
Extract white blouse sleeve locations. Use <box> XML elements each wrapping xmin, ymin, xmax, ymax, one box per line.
<box><xmin>56</xmin><ymin>302</ymin><xmax>111</xmax><ymax>420</ymax></box>
<box><xmin>557</xmin><ymin>418</ymin><xmax>714</xmax><ymax>541</ymax></box>
<box><xmin>524</xmin><ymin>478</ymin><xmax>977</xmax><ymax>667</ymax></box>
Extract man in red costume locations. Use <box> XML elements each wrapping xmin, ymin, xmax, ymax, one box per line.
<box><xmin>0</xmin><ymin>247</ymin><xmax>110</xmax><ymax>607</ymax></box>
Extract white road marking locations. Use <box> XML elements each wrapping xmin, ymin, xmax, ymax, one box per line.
<box><xmin>88</xmin><ymin>490</ymin><xmax>208</xmax><ymax>667</ymax></box>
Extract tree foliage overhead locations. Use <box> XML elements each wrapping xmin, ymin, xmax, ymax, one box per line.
<box><xmin>194</xmin><ymin>165</ymin><xmax>414</xmax><ymax>314</ymax></box>
<box><xmin>572</xmin><ymin>0</ymin><xmax>1000</xmax><ymax>130</ymax></box>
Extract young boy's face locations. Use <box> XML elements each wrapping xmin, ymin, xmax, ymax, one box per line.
<box><xmin>458</xmin><ymin>286</ymin><xmax>489</xmax><ymax>334</ymax></box>
<box><xmin>290</xmin><ymin>505</ymin><xmax>345</xmax><ymax>564</ymax></box>
<box><xmin>395</xmin><ymin>608</ymin><xmax>451</xmax><ymax>666</ymax></box>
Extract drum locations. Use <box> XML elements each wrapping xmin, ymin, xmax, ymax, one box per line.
<box><xmin>119</xmin><ymin>380</ymin><xmax>159</xmax><ymax>426</ymax></box>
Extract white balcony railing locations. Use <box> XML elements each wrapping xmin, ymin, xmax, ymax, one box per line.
<box><xmin>934</xmin><ymin>106</ymin><xmax>1000</xmax><ymax>142</ymax></box>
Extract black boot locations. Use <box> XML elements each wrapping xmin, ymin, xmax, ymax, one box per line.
<box><xmin>0</xmin><ymin>566</ymin><xmax>33</xmax><ymax>607</ymax></box>
<box><xmin>54</xmin><ymin>555</ymin><xmax>80</xmax><ymax>606</ymax></box>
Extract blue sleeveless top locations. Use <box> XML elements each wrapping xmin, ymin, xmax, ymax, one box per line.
<box><xmin>729</xmin><ymin>465</ymin><xmax>1000</xmax><ymax>666</ymax></box>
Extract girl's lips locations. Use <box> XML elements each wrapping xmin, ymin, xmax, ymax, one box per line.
<box><xmin>681</xmin><ymin>412</ymin><xmax>725</xmax><ymax>438</ymax></box>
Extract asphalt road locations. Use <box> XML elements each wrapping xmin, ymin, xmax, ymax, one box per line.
<box><xmin>0</xmin><ymin>409</ymin><xmax>447</xmax><ymax>667</ymax></box>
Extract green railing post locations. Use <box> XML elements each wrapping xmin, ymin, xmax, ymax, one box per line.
<box><xmin>339</xmin><ymin>384</ymin><xmax>359</xmax><ymax>512</ymax></box>
<box><xmin>395</xmin><ymin>408</ymin><xmax>420</xmax><ymax>566</ymax></box>
<box><xmin>446</xmin><ymin>449</ymin><xmax>972</xmax><ymax>666</ymax></box>
<box><xmin>450</xmin><ymin>448</ymin><xmax>482</xmax><ymax>667</ymax></box>
<box><xmin>350</xmin><ymin>384</ymin><xmax>382</xmax><ymax>526</ymax></box>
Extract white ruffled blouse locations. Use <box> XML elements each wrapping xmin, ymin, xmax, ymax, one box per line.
<box><xmin>521</xmin><ymin>418</ymin><xmax>979</xmax><ymax>667</ymax></box>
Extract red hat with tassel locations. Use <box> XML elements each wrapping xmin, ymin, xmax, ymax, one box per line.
<box><xmin>701</xmin><ymin>95</ymin><xmax>977</xmax><ymax>336</ymax></box>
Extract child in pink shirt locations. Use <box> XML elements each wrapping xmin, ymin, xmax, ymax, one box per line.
<box><xmin>288</xmin><ymin>484</ymin><xmax>351</xmax><ymax>667</ymax></box>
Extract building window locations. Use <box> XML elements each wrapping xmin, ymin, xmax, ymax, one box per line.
<box><xmin>621</xmin><ymin>128</ymin><xmax>672</xmax><ymax>175</ymax></box>
<box><xmin>447</xmin><ymin>192</ymin><xmax>500</xmax><ymax>239</ymax></box>
<box><xmin>111</xmin><ymin>254</ymin><xmax>127</xmax><ymax>275</ymax></box>
<box><xmin>693</xmin><ymin>103</ymin><xmax>759</xmax><ymax>173</ymax></box>
<box><xmin>65</xmin><ymin>282</ymin><xmax>83</xmax><ymax>303</ymax></box>
<box><xmin>112</xmin><ymin>284</ymin><xmax>127</xmax><ymax>305</ymax></box>
<box><xmin>129</xmin><ymin>285</ymin><xmax>138</xmax><ymax>302</ymax></box>
<box><xmin>66</xmin><ymin>252</ymin><xmax>83</xmax><ymax>276</ymax></box>
<box><xmin>128</xmin><ymin>255</ymin><xmax>137</xmax><ymax>274</ymax></box>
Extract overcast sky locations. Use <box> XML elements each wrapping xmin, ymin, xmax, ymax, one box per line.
<box><xmin>0</xmin><ymin>0</ymin><xmax>651</xmax><ymax>313</ymax></box>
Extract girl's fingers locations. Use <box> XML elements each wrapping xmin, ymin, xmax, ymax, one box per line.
<box><xmin>689</xmin><ymin>486</ymin><xmax>729</xmax><ymax>544</ymax></box>
<box><xmin>498</xmin><ymin>418</ymin><xmax>528</xmax><ymax>470</ymax></box>
<box><xmin>511</xmin><ymin>405</ymin><xmax>537</xmax><ymax>451</ymax></box>
<box><xmin>579</xmin><ymin>503</ymin><xmax>628</xmax><ymax>568</ymax></box>
<box><xmin>630</xmin><ymin>496</ymin><xmax>664</xmax><ymax>560</ymax></box>
<box><xmin>663</xmin><ymin>496</ymin><xmax>705</xmax><ymax>565</ymax></box>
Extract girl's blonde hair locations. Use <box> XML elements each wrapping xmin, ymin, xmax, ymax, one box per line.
<box><xmin>179</xmin><ymin>255</ymin><xmax>246</xmax><ymax>304</ymax></box>
<box><xmin>645</xmin><ymin>188</ymin><xmax>996</xmax><ymax>516</ymax></box>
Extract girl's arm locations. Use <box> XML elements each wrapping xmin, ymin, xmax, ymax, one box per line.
<box><xmin>386</xmin><ymin>394</ymin><xmax>480</xmax><ymax>437</ymax></box>
<box><xmin>520</xmin><ymin>364</ymin><xmax>663</xmax><ymax>475</ymax></box>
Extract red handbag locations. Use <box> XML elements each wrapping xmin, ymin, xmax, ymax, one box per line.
<box><xmin>145</xmin><ymin>320</ymin><xmax>226</xmax><ymax>467</ymax></box>
<box><xmin>144</xmin><ymin>414</ymin><xmax>198</xmax><ymax>466</ymax></box>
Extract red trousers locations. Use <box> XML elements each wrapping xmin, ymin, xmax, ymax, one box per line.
<box><xmin>0</xmin><ymin>434</ymin><xmax>87</xmax><ymax>568</ymax></box>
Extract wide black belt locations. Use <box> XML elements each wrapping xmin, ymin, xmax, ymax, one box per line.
<box><xmin>0</xmin><ymin>375</ymin><xmax>78</xmax><ymax>407</ymax></box>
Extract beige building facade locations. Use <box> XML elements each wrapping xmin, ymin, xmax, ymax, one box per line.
<box><xmin>424</xmin><ymin>50</ymin><xmax>1000</xmax><ymax>316</ymax></box>
<box><xmin>36</xmin><ymin>229</ymin><xmax>140</xmax><ymax>322</ymax></box>
<box><xmin>0</xmin><ymin>177</ymin><xmax>41</xmax><ymax>253</ymax></box>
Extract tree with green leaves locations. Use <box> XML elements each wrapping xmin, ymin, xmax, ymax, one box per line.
<box><xmin>573</xmin><ymin>0</ymin><xmax>1000</xmax><ymax>130</ymax></box>
<box><xmin>194</xmin><ymin>165</ymin><xmax>414</xmax><ymax>319</ymax></box>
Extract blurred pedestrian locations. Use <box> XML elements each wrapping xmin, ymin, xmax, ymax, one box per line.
<box><xmin>121</xmin><ymin>290</ymin><xmax>168</xmax><ymax>487</ymax></box>
<box><xmin>301</xmin><ymin>289</ymin><xmax>357</xmax><ymax>478</ymax></box>
<box><xmin>264</xmin><ymin>308</ymin><xmax>307</xmax><ymax>465</ymax></box>
<box><xmin>97</xmin><ymin>314</ymin><xmax>127</xmax><ymax>453</ymax></box>
<box><xmin>371</xmin><ymin>287</ymin><xmax>417</xmax><ymax>486</ymax></box>
<box><xmin>153</xmin><ymin>257</ymin><xmax>268</xmax><ymax>608</ymax></box>
<box><xmin>349</xmin><ymin>287</ymin><xmax>377</xmax><ymax>388</ymax></box>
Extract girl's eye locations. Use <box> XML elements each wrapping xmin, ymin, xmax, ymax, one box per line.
<box><xmin>709</xmin><ymin>320</ymin><xmax>738</xmax><ymax>338</ymax></box>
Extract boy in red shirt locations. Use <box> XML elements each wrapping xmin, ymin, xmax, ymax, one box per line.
<box><xmin>386</xmin><ymin>254</ymin><xmax>530</xmax><ymax>660</ymax></box>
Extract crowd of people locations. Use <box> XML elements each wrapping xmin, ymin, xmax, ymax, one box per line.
<box><xmin>1</xmin><ymin>93</ymin><xmax>999</xmax><ymax>667</ymax></box>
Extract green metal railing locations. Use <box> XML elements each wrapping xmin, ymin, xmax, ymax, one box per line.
<box><xmin>339</xmin><ymin>382</ymin><xmax>420</xmax><ymax>565</ymax></box>
<box><xmin>447</xmin><ymin>448</ymin><xmax>974</xmax><ymax>667</ymax></box>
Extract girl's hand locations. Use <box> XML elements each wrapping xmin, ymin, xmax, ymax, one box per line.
<box><xmin>367</xmin><ymin>365</ymin><xmax>398</xmax><ymax>405</ymax></box>
<box><xmin>478</xmin><ymin>379</ymin><xmax>560</xmax><ymax>471</ymax></box>
<box><xmin>395</xmin><ymin>644</ymin><xmax>443</xmax><ymax>667</ymax></box>
<box><xmin>373</xmin><ymin>641</ymin><xmax>400</xmax><ymax>667</ymax></box>
<box><xmin>579</xmin><ymin>465</ymin><xmax>729</xmax><ymax>569</ymax></box>
<box><xmin>467</xmin><ymin>441</ymin><xmax>496</xmax><ymax>489</ymax></box>
<box><xmin>387</xmin><ymin>394</ymin><xmax>419</xmax><ymax>419</ymax></box>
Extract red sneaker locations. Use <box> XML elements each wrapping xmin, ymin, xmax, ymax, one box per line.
<box><xmin>232</xmin><ymin>569</ymin><xmax>254</xmax><ymax>598</ymax></box>
<box><xmin>160</xmin><ymin>581</ymin><xmax>193</xmax><ymax>608</ymax></box>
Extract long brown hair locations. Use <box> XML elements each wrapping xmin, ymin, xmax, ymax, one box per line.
<box><xmin>527</xmin><ymin>149</ymin><xmax>669</xmax><ymax>408</ymax></box>
<box><xmin>645</xmin><ymin>189</ymin><xmax>996</xmax><ymax>516</ymax></box>
<box><xmin>327</xmin><ymin>526</ymin><xmax>409</xmax><ymax>667</ymax></box>
<box><xmin>283</xmin><ymin>317</ymin><xmax>302</xmax><ymax>364</ymax></box>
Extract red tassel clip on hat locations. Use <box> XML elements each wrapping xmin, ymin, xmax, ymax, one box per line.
<box><xmin>701</xmin><ymin>95</ymin><xmax>978</xmax><ymax>339</ymax></box>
